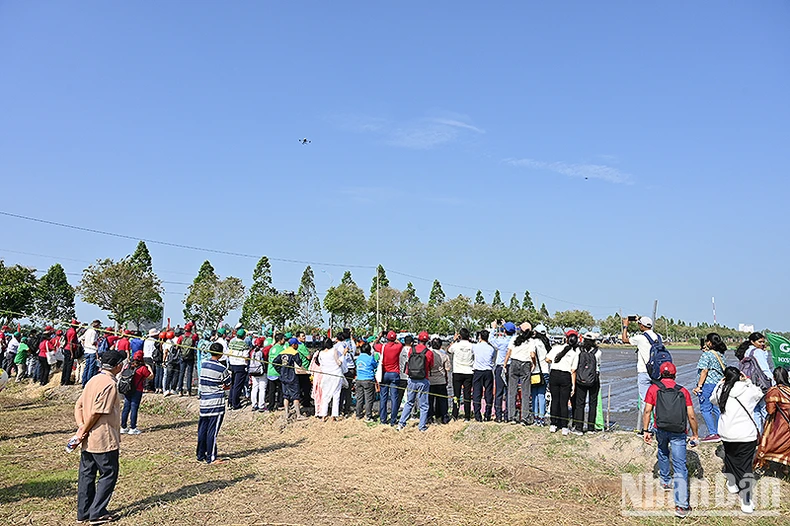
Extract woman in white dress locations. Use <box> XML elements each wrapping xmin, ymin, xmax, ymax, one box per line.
<box><xmin>317</xmin><ymin>339</ymin><xmax>345</xmax><ymax>421</ymax></box>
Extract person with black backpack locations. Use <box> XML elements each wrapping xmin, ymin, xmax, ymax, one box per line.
<box><xmin>642</xmin><ymin>362</ymin><xmax>699</xmax><ymax>519</ymax></box>
<box><xmin>396</xmin><ymin>331</ymin><xmax>435</xmax><ymax>431</ymax></box>
<box><xmin>735</xmin><ymin>332</ymin><xmax>774</xmax><ymax>433</ymax></box>
<box><xmin>572</xmin><ymin>332</ymin><xmax>602</xmax><ymax>435</ymax></box>
<box><xmin>120</xmin><ymin>350</ymin><xmax>151</xmax><ymax>435</ymax></box>
<box><xmin>623</xmin><ymin>316</ymin><xmax>670</xmax><ymax>433</ymax></box>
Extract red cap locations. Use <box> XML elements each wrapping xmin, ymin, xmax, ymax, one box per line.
<box><xmin>418</xmin><ymin>331</ymin><xmax>430</xmax><ymax>342</ymax></box>
<box><xmin>133</xmin><ymin>350</ymin><xmax>144</xmax><ymax>361</ymax></box>
<box><xmin>565</xmin><ymin>330</ymin><xmax>579</xmax><ymax>338</ymax></box>
<box><xmin>44</xmin><ymin>325</ymin><xmax>54</xmax><ymax>332</ymax></box>
<box><xmin>123</xmin><ymin>330</ymin><xmax>132</xmax><ymax>335</ymax></box>
<box><xmin>166</xmin><ymin>331</ymin><xmax>175</xmax><ymax>340</ymax></box>
<box><xmin>1</xmin><ymin>326</ymin><xmax>8</xmax><ymax>331</ymax></box>
<box><xmin>185</xmin><ymin>322</ymin><xmax>194</xmax><ymax>331</ymax></box>
<box><xmin>56</xmin><ymin>329</ymin><xmax>63</xmax><ymax>335</ymax></box>
<box><xmin>71</xmin><ymin>319</ymin><xmax>79</xmax><ymax>325</ymax></box>
<box><xmin>386</xmin><ymin>331</ymin><xmax>397</xmax><ymax>341</ymax></box>
<box><xmin>659</xmin><ymin>362</ymin><xmax>677</xmax><ymax>376</ymax></box>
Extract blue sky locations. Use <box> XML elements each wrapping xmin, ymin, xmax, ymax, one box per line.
<box><xmin>1</xmin><ymin>2</ymin><xmax>788</xmax><ymax>330</ymax></box>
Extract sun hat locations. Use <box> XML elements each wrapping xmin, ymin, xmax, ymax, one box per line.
<box><xmin>148</xmin><ymin>328</ymin><xmax>159</xmax><ymax>337</ymax></box>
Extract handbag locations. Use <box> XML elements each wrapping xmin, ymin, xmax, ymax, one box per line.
<box><xmin>374</xmin><ymin>345</ymin><xmax>383</xmax><ymax>383</ymax></box>
<box><xmin>530</xmin><ymin>349</ymin><xmax>545</xmax><ymax>386</ymax></box>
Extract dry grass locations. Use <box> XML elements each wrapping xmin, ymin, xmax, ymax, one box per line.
<box><xmin>1</xmin><ymin>379</ymin><xmax>788</xmax><ymax>525</ymax></box>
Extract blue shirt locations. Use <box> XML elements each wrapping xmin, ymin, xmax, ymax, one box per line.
<box><xmin>472</xmin><ymin>341</ymin><xmax>495</xmax><ymax>371</ymax></box>
<box><xmin>130</xmin><ymin>338</ymin><xmax>144</xmax><ymax>353</ymax></box>
<box><xmin>490</xmin><ymin>335</ymin><xmax>512</xmax><ymax>366</ymax></box>
<box><xmin>355</xmin><ymin>353</ymin><xmax>378</xmax><ymax>381</ymax></box>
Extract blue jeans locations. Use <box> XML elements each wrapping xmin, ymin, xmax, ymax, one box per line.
<box><xmin>494</xmin><ymin>364</ymin><xmax>507</xmax><ymax>420</ymax></box>
<box><xmin>399</xmin><ymin>378</ymin><xmax>430</xmax><ymax>430</ymax></box>
<box><xmin>698</xmin><ymin>382</ymin><xmax>720</xmax><ymax>435</ymax></box>
<box><xmin>655</xmin><ymin>429</ymin><xmax>689</xmax><ymax>509</ymax></box>
<box><xmin>379</xmin><ymin>372</ymin><xmax>401</xmax><ymax>425</ymax></box>
<box><xmin>121</xmin><ymin>389</ymin><xmax>143</xmax><ymax>429</ymax></box>
<box><xmin>532</xmin><ymin>374</ymin><xmax>549</xmax><ymax>418</ymax></box>
<box><xmin>154</xmin><ymin>364</ymin><xmax>163</xmax><ymax>391</ymax></box>
<box><xmin>637</xmin><ymin>372</ymin><xmax>653</xmax><ymax>432</ymax></box>
<box><xmin>178</xmin><ymin>360</ymin><xmax>195</xmax><ymax>395</ymax></box>
<box><xmin>754</xmin><ymin>399</ymin><xmax>767</xmax><ymax>433</ymax></box>
<box><xmin>82</xmin><ymin>354</ymin><xmax>98</xmax><ymax>387</ymax></box>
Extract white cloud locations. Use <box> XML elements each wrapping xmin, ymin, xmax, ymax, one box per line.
<box><xmin>329</xmin><ymin>112</ymin><xmax>483</xmax><ymax>150</ymax></box>
<box><xmin>506</xmin><ymin>158</ymin><xmax>633</xmax><ymax>184</ymax></box>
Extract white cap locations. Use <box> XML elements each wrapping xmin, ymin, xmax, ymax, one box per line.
<box><xmin>639</xmin><ymin>316</ymin><xmax>653</xmax><ymax>328</ymax></box>
<box><xmin>533</xmin><ymin>324</ymin><xmax>547</xmax><ymax>335</ymax></box>
<box><xmin>583</xmin><ymin>331</ymin><xmax>600</xmax><ymax>340</ymax></box>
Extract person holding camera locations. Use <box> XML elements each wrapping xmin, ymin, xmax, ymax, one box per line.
<box><xmin>622</xmin><ymin>316</ymin><xmax>660</xmax><ymax>433</ymax></box>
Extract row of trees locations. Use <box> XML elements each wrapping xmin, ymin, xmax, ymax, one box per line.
<box><xmin>3</xmin><ymin>241</ymin><xmax>786</xmax><ymax>342</ymax></box>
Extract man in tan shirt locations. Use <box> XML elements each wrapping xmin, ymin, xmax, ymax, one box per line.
<box><xmin>74</xmin><ymin>349</ymin><xmax>124</xmax><ymax>525</ymax></box>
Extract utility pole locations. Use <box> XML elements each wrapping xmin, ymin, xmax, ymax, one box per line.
<box><xmin>376</xmin><ymin>272</ymin><xmax>380</xmax><ymax>336</ymax></box>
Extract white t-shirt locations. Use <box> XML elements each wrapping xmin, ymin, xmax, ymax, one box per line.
<box><xmin>143</xmin><ymin>338</ymin><xmax>157</xmax><ymax>359</ymax></box>
<box><xmin>630</xmin><ymin>330</ymin><xmax>659</xmax><ymax>373</ymax></box>
<box><xmin>547</xmin><ymin>344</ymin><xmax>579</xmax><ymax>373</ymax></box>
<box><xmin>81</xmin><ymin>328</ymin><xmax>98</xmax><ymax>354</ymax></box>
<box><xmin>508</xmin><ymin>338</ymin><xmax>546</xmax><ymax>366</ymax></box>
<box><xmin>449</xmin><ymin>340</ymin><xmax>474</xmax><ymax>375</ymax></box>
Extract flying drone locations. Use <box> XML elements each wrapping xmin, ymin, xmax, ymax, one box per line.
<box><xmin>299</xmin><ymin>138</ymin><xmax>311</xmax><ymax>145</ymax></box>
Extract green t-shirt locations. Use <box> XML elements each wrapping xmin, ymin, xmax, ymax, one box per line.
<box><xmin>14</xmin><ymin>343</ymin><xmax>29</xmax><ymax>364</ymax></box>
<box><xmin>267</xmin><ymin>343</ymin><xmax>285</xmax><ymax>377</ymax></box>
<box><xmin>297</xmin><ymin>343</ymin><xmax>310</xmax><ymax>366</ymax></box>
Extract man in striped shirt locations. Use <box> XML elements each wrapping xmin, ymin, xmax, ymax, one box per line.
<box><xmin>197</xmin><ymin>342</ymin><xmax>232</xmax><ymax>464</ymax></box>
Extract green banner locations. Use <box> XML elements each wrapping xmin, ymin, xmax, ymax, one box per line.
<box><xmin>766</xmin><ymin>333</ymin><xmax>790</xmax><ymax>369</ymax></box>
<box><xmin>595</xmin><ymin>390</ymin><xmax>604</xmax><ymax>430</ymax></box>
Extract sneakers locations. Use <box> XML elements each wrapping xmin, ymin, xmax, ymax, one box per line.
<box><xmin>561</xmin><ymin>428</ymin><xmax>570</xmax><ymax>436</ymax></box>
<box><xmin>120</xmin><ymin>428</ymin><xmax>129</xmax><ymax>434</ymax></box>
<box><xmin>127</xmin><ymin>428</ymin><xmax>141</xmax><ymax>435</ymax></box>
<box><xmin>740</xmin><ymin>496</ymin><xmax>754</xmax><ymax>514</ymax></box>
<box><xmin>396</xmin><ymin>424</ymin><xmax>405</xmax><ymax>431</ymax></box>
<box><xmin>163</xmin><ymin>391</ymin><xmax>172</xmax><ymax>397</ymax></box>
<box><xmin>251</xmin><ymin>405</ymin><xmax>258</xmax><ymax>411</ymax></box>
<box><xmin>572</xmin><ymin>429</ymin><xmax>584</xmax><ymax>436</ymax></box>
<box><xmin>660</xmin><ymin>482</ymin><xmax>673</xmax><ymax>491</ymax></box>
<box><xmin>700</xmin><ymin>434</ymin><xmax>721</xmax><ymax>443</ymax></box>
<box><xmin>674</xmin><ymin>506</ymin><xmax>691</xmax><ymax>518</ymax></box>
<box><xmin>549</xmin><ymin>425</ymin><xmax>558</xmax><ymax>433</ymax></box>
<box><xmin>726</xmin><ymin>480</ymin><xmax>739</xmax><ymax>494</ymax></box>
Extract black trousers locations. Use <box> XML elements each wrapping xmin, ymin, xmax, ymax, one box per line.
<box><xmin>340</xmin><ymin>370</ymin><xmax>356</xmax><ymax>416</ymax></box>
<box><xmin>298</xmin><ymin>374</ymin><xmax>313</xmax><ymax>406</ymax></box>
<box><xmin>394</xmin><ymin>379</ymin><xmax>408</xmax><ymax>416</ymax></box>
<box><xmin>472</xmin><ymin>370</ymin><xmax>494</xmax><ymax>421</ymax></box>
<box><xmin>549</xmin><ymin>370</ymin><xmax>572</xmax><ymax>429</ymax></box>
<box><xmin>453</xmin><ymin>373</ymin><xmax>473</xmax><ymax>420</ymax></box>
<box><xmin>266</xmin><ymin>378</ymin><xmax>283</xmax><ymax>411</ymax></box>
<box><xmin>229</xmin><ymin>365</ymin><xmax>247</xmax><ymax>409</ymax></box>
<box><xmin>61</xmin><ymin>349</ymin><xmax>74</xmax><ymax>385</ymax></box>
<box><xmin>573</xmin><ymin>379</ymin><xmax>600</xmax><ymax>431</ymax></box>
<box><xmin>723</xmin><ymin>440</ymin><xmax>758</xmax><ymax>499</ymax></box>
<box><xmin>428</xmin><ymin>384</ymin><xmax>449</xmax><ymax>423</ymax></box>
<box><xmin>38</xmin><ymin>356</ymin><xmax>50</xmax><ymax>386</ymax></box>
<box><xmin>77</xmin><ymin>449</ymin><xmax>119</xmax><ymax>521</ymax></box>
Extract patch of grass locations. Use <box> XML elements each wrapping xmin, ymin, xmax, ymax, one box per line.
<box><xmin>0</xmin><ymin>468</ymin><xmax>77</xmax><ymax>504</ymax></box>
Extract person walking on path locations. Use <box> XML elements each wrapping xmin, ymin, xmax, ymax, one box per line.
<box><xmin>73</xmin><ymin>349</ymin><xmax>125</xmax><ymax>525</ymax></box>
<box><xmin>642</xmin><ymin>362</ymin><xmax>699</xmax><ymax>519</ymax></box>
<box><xmin>197</xmin><ymin>342</ymin><xmax>232</xmax><ymax>464</ymax></box>
<box><xmin>710</xmin><ymin>366</ymin><xmax>765</xmax><ymax>514</ymax></box>
<box><xmin>693</xmin><ymin>333</ymin><xmax>727</xmax><ymax>443</ymax></box>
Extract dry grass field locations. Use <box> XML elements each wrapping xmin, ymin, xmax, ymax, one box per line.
<box><xmin>1</xmin><ymin>380</ymin><xmax>788</xmax><ymax>526</ymax></box>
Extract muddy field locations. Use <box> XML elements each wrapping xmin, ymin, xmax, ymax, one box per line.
<box><xmin>1</xmin><ymin>380</ymin><xmax>788</xmax><ymax>526</ymax></box>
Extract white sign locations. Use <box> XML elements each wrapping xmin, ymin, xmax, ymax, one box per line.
<box><xmin>738</xmin><ymin>324</ymin><xmax>755</xmax><ymax>333</ymax></box>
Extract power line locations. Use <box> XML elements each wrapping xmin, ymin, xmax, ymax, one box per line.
<box><xmin>0</xmin><ymin>210</ymin><xmax>623</xmax><ymax>312</ymax></box>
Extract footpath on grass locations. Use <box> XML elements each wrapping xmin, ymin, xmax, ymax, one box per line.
<box><xmin>1</xmin><ymin>379</ymin><xmax>788</xmax><ymax>526</ymax></box>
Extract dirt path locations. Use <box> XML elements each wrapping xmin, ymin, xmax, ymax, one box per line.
<box><xmin>1</xmin><ymin>382</ymin><xmax>787</xmax><ymax>525</ymax></box>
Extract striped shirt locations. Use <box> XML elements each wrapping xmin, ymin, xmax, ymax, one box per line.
<box><xmin>199</xmin><ymin>359</ymin><xmax>231</xmax><ymax>417</ymax></box>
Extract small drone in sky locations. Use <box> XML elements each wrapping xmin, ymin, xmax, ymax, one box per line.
<box><xmin>299</xmin><ymin>138</ymin><xmax>311</xmax><ymax>145</ymax></box>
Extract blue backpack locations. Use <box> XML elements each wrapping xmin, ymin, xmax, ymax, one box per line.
<box><xmin>645</xmin><ymin>333</ymin><xmax>672</xmax><ymax>381</ymax></box>
<box><xmin>97</xmin><ymin>336</ymin><xmax>110</xmax><ymax>356</ymax></box>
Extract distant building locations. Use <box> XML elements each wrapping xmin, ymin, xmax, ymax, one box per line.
<box><xmin>738</xmin><ymin>323</ymin><xmax>755</xmax><ymax>333</ymax></box>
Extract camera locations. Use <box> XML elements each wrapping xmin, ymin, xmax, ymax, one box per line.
<box><xmin>627</xmin><ymin>315</ymin><xmax>638</xmax><ymax>322</ymax></box>
<box><xmin>700</xmin><ymin>337</ymin><xmax>706</xmax><ymax>350</ymax></box>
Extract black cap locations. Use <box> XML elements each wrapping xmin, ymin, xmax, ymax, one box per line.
<box><xmin>100</xmin><ymin>350</ymin><xmax>125</xmax><ymax>368</ymax></box>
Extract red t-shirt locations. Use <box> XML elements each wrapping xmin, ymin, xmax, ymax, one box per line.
<box><xmin>116</xmin><ymin>338</ymin><xmax>131</xmax><ymax>352</ymax></box>
<box><xmin>375</xmin><ymin>341</ymin><xmax>403</xmax><ymax>373</ymax></box>
<box><xmin>107</xmin><ymin>335</ymin><xmax>120</xmax><ymax>348</ymax></box>
<box><xmin>65</xmin><ymin>328</ymin><xmax>79</xmax><ymax>351</ymax></box>
<box><xmin>131</xmin><ymin>364</ymin><xmax>151</xmax><ymax>392</ymax></box>
<box><xmin>644</xmin><ymin>378</ymin><xmax>693</xmax><ymax>407</ymax></box>
<box><xmin>38</xmin><ymin>339</ymin><xmax>50</xmax><ymax>358</ymax></box>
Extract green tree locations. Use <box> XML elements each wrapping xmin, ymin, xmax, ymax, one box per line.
<box><xmin>184</xmin><ymin>273</ymin><xmax>245</xmax><ymax>331</ymax></box>
<box><xmin>522</xmin><ymin>290</ymin><xmax>534</xmax><ymax>310</ymax></box>
<box><xmin>78</xmin><ymin>257</ymin><xmax>163</xmax><ymax>328</ymax></box>
<box><xmin>370</xmin><ymin>264</ymin><xmax>390</xmax><ymax>295</ymax></box>
<box><xmin>442</xmin><ymin>295</ymin><xmax>472</xmax><ymax>332</ymax></box>
<box><xmin>368</xmin><ymin>286</ymin><xmax>401</xmax><ymax>331</ymax></box>
<box><xmin>324</xmin><ymin>272</ymin><xmax>366</xmax><ymax>328</ymax></box>
<box><xmin>0</xmin><ymin>261</ymin><xmax>38</xmax><ymax>324</ymax></box>
<box><xmin>127</xmin><ymin>241</ymin><xmax>163</xmax><ymax>328</ymax></box>
<box><xmin>508</xmin><ymin>293</ymin><xmax>519</xmax><ymax>311</ymax></box>
<box><xmin>598</xmin><ymin>312</ymin><xmax>623</xmax><ymax>336</ymax></box>
<box><xmin>240</xmin><ymin>256</ymin><xmax>276</xmax><ymax>329</ymax></box>
<box><xmin>428</xmin><ymin>280</ymin><xmax>445</xmax><ymax>307</ymax></box>
<box><xmin>396</xmin><ymin>282</ymin><xmax>423</xmax><ymax>332</ymax></box>
<box><xmin>263</xmin><ymin>291</ymin><xmax>300</xmax><ymax>330</ymax></box>
<box><xmin>184</xmin><ymin>261</ymin><xmax>218</xmax><ymax>323</ymax></box>
<box><xmin>475</xmin><ymin>290</ymin><xmax>485</xmax><ymax>305</ymax></box>
<box><xmin>296</xmin><ymin>265</ymin><xmax>323</xmax><ymax>330</ymax></box>
<box><xmin>492</xmin><ymin>290</ymin><xmax>504</xmax><ymax>308</ymax></box>
<box><xmin>553</xmin><ymin>309</ymin><xmax>595</xmax><ymax>331</ymax></box>
<box><xmin>539</xmin><ymin>303</ymin><xmax>551</xmax><ymax>325</ymax></box>
<box><xmin>33</xmin><ymin>263</ymin><xmax>76</xmax><ymax>323</ymax></box>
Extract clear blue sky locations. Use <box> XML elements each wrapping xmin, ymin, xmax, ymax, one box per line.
<box><xmin>1</xmin><ymin>2</ymin><xmax>788</xmax><ymax>330</ymax></box>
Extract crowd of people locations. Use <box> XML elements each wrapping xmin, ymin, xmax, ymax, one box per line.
<box><xmin>2</xmin><ymin>316</ymin><xmax>789</xmax><ymax>523</ymax></box>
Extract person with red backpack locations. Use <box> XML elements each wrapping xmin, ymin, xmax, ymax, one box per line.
<box><xmin>397</xmin><ymin>331</ymin><xmax>434</xmax><ymax>431</ymax></box>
